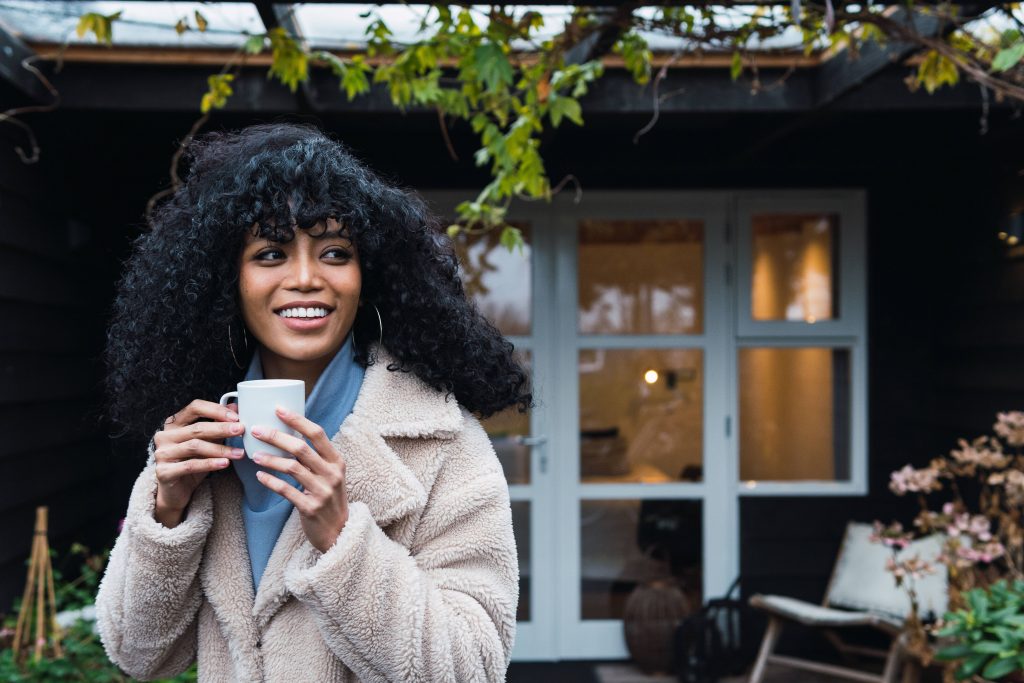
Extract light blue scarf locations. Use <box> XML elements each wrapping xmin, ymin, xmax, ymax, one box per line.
<box><xmin>226</xmin><ymin>336</ymin><xmax>365</xmax><ymax>592</ymax></box>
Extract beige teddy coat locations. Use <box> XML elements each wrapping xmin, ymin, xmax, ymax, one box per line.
<box><xmin>94</xmin><ymin>354</ymin><xmax>519</xmax><ymax>682</ymax></box>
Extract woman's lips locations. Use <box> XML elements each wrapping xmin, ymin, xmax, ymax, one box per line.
<box><xmin>277</xmin><ymin>310</ymin><xmax>332</xmax><ymax>331</ymax></box>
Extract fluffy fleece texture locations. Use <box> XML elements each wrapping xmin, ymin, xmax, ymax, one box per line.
<box><xmin>95</xmin><ymin>351</ymin><xmax>519</xmax><ymax>682</ymax></box>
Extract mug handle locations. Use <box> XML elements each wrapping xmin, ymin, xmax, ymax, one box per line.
<box><xmin>219</xmin><ymin>391</ymin><xmax>238</xmax><ymax>408</ymax></box>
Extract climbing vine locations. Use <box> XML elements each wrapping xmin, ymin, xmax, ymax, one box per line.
<box><xmin>70</xmin><ymin>2</ymin><xmax>1024</xmax><ymax>243</ymax></box>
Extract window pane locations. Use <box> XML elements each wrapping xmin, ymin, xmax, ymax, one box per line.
<box><xmin>0</xmin><ymin>1</ymin><xmax>263</xmax><ymax>47</ymax></box>
<box><xmin>579</xmin><ymin>220</ymin><xmax>703</xmax><ymax>335</ymax></box>
<box><xmin>454</xmin><ymin>223</ymin><xmax>531</xmax><ymax>335</ymax></box>
<box><xmin>512</xmin><ymin>501</ymin><xmax>531</xmax><ymax>621</ymax></box>
<box><xmin>751</xmin><ymin>214</ymin><xmax>838</xmax><ymax>322</ymax></box>
<box><xmin>481</xmin><ymin>352</ymin><xmax>532</xmax><ymax>484</ymax></box>
<box><xmin>739</xmin><ymin>348</ymin><xmax>851</xmax><ymax>481</ymax></box>
<box><xmin>579</xmin><ymin>349</ymin><xmax>703</xmax><ymax>483</ymax></box>
<box><xmin>580</xmin><ymin>499</ymin><xmax>702</xmax><ymax>620</ymax></box>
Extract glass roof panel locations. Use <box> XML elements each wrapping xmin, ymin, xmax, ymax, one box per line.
<box><xmin>291</xmin><ymin>4</ymin><xmax>812</xmax><ymax>53</ymax></box>
<box><xmin>0</xmin><ymin>1</ymin><xmax>263</xmax><ymax>47</ymax></box>
<box><xmin>0</xmin><ymin>1</ymin><xmax>816</xmax><ymax>53</ymax></box>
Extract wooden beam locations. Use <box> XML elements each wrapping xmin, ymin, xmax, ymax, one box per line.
<box><xmin>0</xmin><ymin>24</ymin><xmax>48</xmax><ymax>102</ymax></box>
<box><xmin>38</xmin><ymin>59</ymin><xmax>997</xmax><ymax>114</ymax></box>
<box><xmin>813</xmin><ymin>7</ymin><xmax>942</xmax><ymax>108</ymax></box>
<box><xmin>27</xmin><ymin>41</ymin><xmax>822</xmax><ymax>68</ymax></box>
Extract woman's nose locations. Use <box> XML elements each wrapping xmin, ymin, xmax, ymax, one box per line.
<box><xmin>288</xmin><ymin>254</ymin><xmax>322</xmax><ymax>290</ymax></box>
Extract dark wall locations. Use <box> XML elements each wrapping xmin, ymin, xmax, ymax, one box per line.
<box><xmin>0</xmin><ymin>126</ymin><xmax>122</xmax><ymax>608</ymax></box>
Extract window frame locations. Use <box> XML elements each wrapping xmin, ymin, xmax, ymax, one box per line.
<box><xmin>731</xmin><ymin>191</ymin><xmax>868</xmax><ymax>497</ymax></box>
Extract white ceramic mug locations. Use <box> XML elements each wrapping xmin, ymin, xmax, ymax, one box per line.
<box><xmin>219</xmin><ymin>379</ymin><xmax>305</xmax><ymax>459</ymax></box>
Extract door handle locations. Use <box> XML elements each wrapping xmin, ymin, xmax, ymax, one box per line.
<box><xmin>513</xmin><ymin>435</ymin><xmax>549</xmax><ymax>474</ymax></box>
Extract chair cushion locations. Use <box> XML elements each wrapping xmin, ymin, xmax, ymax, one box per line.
<box><xmin>826</xmin><ymin>523</ymin><xmax>948</xmax><ymax>621</ymax></box>
<box><xmin>749</xmin><ymin>594</ymin><xmax>904</xmax><ymax>629</ymax></box>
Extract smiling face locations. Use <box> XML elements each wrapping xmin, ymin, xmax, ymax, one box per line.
<box><xmin>238</xmin><ymin>219</ymin><xmax>361</xmax><ymax>373</ymax></box>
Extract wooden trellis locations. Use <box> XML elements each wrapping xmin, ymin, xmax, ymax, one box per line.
<box><xmin>13</xmin><ymin>506</ymin><xmax>63</xmax><ymax>663</ymax></box>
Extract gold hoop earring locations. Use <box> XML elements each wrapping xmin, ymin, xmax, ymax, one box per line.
<box><xmin>353</xmin><ymin>303</ymin><xmax>384</xmax><ymax>350</ymax></box>
<box><xmin>228</xmin><ymin>323</ymin><xmax>246</xmax><ymax>369</ymax></box>
<box><xmin>373</xmin><ymin>303</ymin><xmax>383</xmax><ymax>348</ymax></box>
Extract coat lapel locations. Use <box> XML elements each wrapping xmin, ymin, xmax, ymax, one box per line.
<box><xmin>201</xmin><ymin>472</ymin><xmax>263</xmax><ymax>681</ymax></box>
<box><xmin>233</xmin><ymin>349</ymin><xmax>465</xmax><ymax>632</ymax></box>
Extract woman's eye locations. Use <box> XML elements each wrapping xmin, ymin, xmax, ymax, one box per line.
<box><xmin>255</xmin><ymin>249</ymin><xmax>285</xmax><ymax>262</ymax></box>
<box><xmin>323</xmin><ymin>247</ymin><xmax>353</xmax><ymax>260</ymax></box>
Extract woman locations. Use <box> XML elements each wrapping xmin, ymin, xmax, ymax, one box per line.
<box><xmin>95</xmin><ymin>123</ymin><xmax>530</xmax><ymax>682</ymax></box>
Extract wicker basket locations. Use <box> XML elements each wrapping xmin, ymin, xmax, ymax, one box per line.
<box><xmin>623</xmin><ymin>578</ymin><xmax>691</xmax><ymax>675</ymax></box>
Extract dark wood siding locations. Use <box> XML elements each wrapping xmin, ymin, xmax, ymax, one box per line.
<box><xmin>0</xmin><ymin>126</ymin><xmax>119</xmax><ymax>607</ymax></box>
<box><xmin>738</xmin><ymin>160</ymin><xmax>1017</xmax><ymax>659</ymax></box>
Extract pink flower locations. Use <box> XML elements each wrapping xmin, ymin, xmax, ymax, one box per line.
<box><xmin>950</xmin><ymin>437</ymin><xmax>1009</xmax><ymax>469</ymax></box>
<box><xmin>885</xmin><ymin>554</ymin><xmax>937</xmax><ymax>581</ymax></box>
<box><xmin>955</xmin><ymin>541</ymin><xmax>1006</xmax><ymax>564</ymax></box>
<box><xmin>870</xmin><ymin>521</ymin><xmax>913</xmax><ymax>548</ymax></box>
<box><xmin>889</xmin><ymin>465</ymin><xmax>942</xmax><ymax>495</ymax></box>
<box><xmin>995</xmin><ymin>411</ymin><xmax>1024</xmax><ymax>447</ymax></box>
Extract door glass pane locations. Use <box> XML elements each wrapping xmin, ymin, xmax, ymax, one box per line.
<box><xmin>481</xmin><ymin>352</ymin><xmax>532</xmax><ymax>485</ymax></box>
<box><xmin>512</xmin><ymin>501</ymin><xmax>531</xmax><ymax>621</ymax></box>
<box><xmin>578</xmin><ymin>220</ymin><xmax>703</xmax><ymax>335</ymax></box>
<box><xmin>739</xmin><ymin>348</ymin><xmax>851</xmax><ymax>481</ymax></box>
<box><xmin>580</xmin><ymin>499</ymin><xmax>702</xmax><ymax>620</ymax></box>
<box><xmin>579</xmin><ymin>349</ymin><xmax>703</xmax><ymax>483</ymax></box>
<box><xmin>751</xmin><ymin>214</ymin><xmax>838</xmax><ymax>322</ymax></box>
<box><xmin>454</xmin><ymin>223</ymin><xmax>531</xmax><ymax>335</ymax></box>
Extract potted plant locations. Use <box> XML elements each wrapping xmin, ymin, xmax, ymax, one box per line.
<box><xmin>934</xmin><ymin>580</ymin><xmax>1024</xmax><ymax>681</ymax></box>
<box><xmin>873</xmin><ymin>411</ymin><xmax>1024</xmax><ymax>678</ymax></box>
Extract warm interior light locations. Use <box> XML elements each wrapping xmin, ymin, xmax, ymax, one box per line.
<box><xmin>806</xmin><ymin>315</ymin><xmax>817</xmax><ymax>324</ymax></box>
<box><xmin>1010</xmin><ymin>235</ymin><xmax>1020</xmax><ymax>246</ymax></box>
<box><xmin>745</xmin><ymin>480</ymin><xmax>758</xmax><ymax>489</ymax></box>
<box><xmin>999</xmin><ymin>231</ymin><xmax>1009</xmax><ymax>240</ymax></box>
<box><xmin>644</xmin><ymin>369</ymin><xmax>659</xmax><ymax>384</ymax></box>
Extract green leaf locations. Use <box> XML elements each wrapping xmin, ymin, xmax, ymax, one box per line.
<box><xmin>992</xmin><ymin>42</ymin><xmax>1024</xmax><ymax>72</ymax></box>
<box><xmin>244</xmin><ymin>34</ymin><xmax>266</xmax><ymax>55</ymax></box>
<box><xmin>268</xmin><ymin>27</ymin><xmax>309</xmax><ymax>92</ymax></box>
<box><xmin>959</xmin><ymin>652</ymin><xmax>991</xmax><ymax>679</ymax></box>
<box><xmin>935</xmin><ymin>644</ymin><xmax>974</xmax><ymax>660</ymax></box>
<box><xmin>983</xmin><ymin>655</ymin><xmax>1021</xmax><ymax>680</ymax></box>
<box><xmin>972</xmin><ymin>641</ymin><xmax>1006</xmax><ymax>654</ymax></box>
<box><xmin>499</xmin><ymin>225</ymin><xmax>524</xmax><ymax>254</ymax></box>
<box><xmin>474</xmin><ymin>42</ymin><xmax>514</xmax><ymax>93</ymax></box>
<box><xmin>200</xmin><ymin>73</ymin><xmax>234</xmax><ymax>113</ymax></box>
<box><xmin>916</xmin><ymin>49</ymin><xmax>959</xmax><ymax>93</ymax></box>
<box><xmin>730</xmin><ymin>51</ymin><xmax>743</xmax><ymax>80</ymax></box>
<box><xmin>548</xmin><ymin>95</ymin><xmax>582</xmax><ymax>128</ymax></box>
<box><xmin>446</xmin><ymin>224</ymin><xmax>462</xmax><ymax>239</ymax></box>
<box><xmin>75</xmin><ymin>11</ymin><xmax>121</xmax><ymax>45</ymax></box>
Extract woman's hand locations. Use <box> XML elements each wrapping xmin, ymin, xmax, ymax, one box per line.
<box><xmin>250</xmin><ymin>406</ymin><xmax>349</xmax><ymax>553</ymax></box>
<box><xmin>152</xmin><ymin>400</ymin><xmax>246</xmax><ymax>527</ymax></box>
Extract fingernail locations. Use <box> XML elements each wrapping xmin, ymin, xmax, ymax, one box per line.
<box><xmin>216</xmin><ymin>459</ymin><xmax>229</xmax><ymax>467</ymax></box>
<box><xmin>252</xmin><ymin>453</ymin><xmax>264</xmax><ymax>463</ymax></box>
<box><xmin>276</xmin><ymin>406</ymin><xmax>291</xmax><ymax>417</ymax></box>
<box><xmin>251</xmin><ymin>426</ymin><xmax>264</xmax><ymax>437</ymax></box>
<box><xmin>225</xmin><ymin>410</ymin><xmax>239</xmax><ymax>421</ymax></box>
<box><xmin>231</xmin><ymin>424</ymin><xmax>244</xmax><ymax>435</ymax></box>
<box><xmin>231</xmin><ymin>448</ymin><xmax>245</xmax><ymax>458</ymax></box>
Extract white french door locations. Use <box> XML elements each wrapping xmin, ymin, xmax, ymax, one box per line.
<box><xmin>423</xmin><ymin>189</ymin><xmax>864</xmax><ymax>661</ymax></box>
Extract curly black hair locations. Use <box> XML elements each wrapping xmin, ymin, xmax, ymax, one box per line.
<box><xmin>104</xmin><ymin>122</ymin><xmax>531</xmax><ymax>439</ymax></box>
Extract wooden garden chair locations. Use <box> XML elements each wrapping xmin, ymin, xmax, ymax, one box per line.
<box><xmin>748</xmin><ymin>522</ymin><xmax>947</xmax><ymax>683</ymax></box>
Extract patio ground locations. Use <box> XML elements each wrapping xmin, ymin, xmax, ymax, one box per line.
<box><xmin>507</xmin><ymin>661</ymin><xmax>843</xmax><ymax>682</ymax></box>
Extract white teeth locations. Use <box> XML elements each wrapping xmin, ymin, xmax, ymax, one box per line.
<box><xmin>278</xmin><ymin>307</ymin><xmax>328</xmax><ymax>319</ymax></box>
